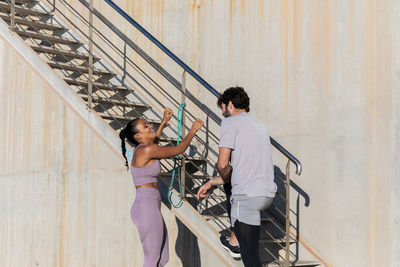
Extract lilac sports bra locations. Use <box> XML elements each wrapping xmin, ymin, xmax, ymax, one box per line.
<box><xmin>130</xmin><ymin>144</ymin><xmax>160</xmax><ymax>186</ymax></box>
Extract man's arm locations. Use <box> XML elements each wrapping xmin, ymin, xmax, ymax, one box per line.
<box><xmin>217</xmin><ymin>147</ymin><xmax>232</xmax><ymax>183</ymax></box>
<box><xmin>197</xmin><ymin>176</ymin><xmax>224</xmax><ymax>199</ymax></box>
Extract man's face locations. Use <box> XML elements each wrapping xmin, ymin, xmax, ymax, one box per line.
<box><xmin>221</xmin><ymin>103</ymin><xmax>231</xmax><ymax>118</ymax></box>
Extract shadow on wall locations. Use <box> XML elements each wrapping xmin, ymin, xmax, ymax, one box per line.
<box><xmin>158</xmin><ymin>180</ymin><xmax>201</xmax><ymax>267</ymax></box>
<box><xmin>174</xmin><ymin>217</ymin><xmax>201</xmax><ymax>267</ymax></box>
<box><xmin>259</xmin><ymin>166</ymin><xmax>310</xmax><ymax>264</ymax></box>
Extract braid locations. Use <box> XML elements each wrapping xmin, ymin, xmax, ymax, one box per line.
<box><xmin>119</xmin><ymin>119</ymin><xmax>141</xmax><ymax>170</ymax></box>
<box><xmin>119</xmin><ymin>129</ymin><xmax>129</xmax><ymax>170</ymax></box>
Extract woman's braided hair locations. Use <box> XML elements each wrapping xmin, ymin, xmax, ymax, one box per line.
<box><xmin>119</xmin><ymin>118</ymin><xmax>141</xmax><ymax>170</ymax></box>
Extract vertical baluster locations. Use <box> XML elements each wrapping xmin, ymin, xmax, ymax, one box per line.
<box><xmin>88</xmin><ymin>0</ymin><xmax>93</xmax><ymax>108</ymax></box>
<box><xmin>11</xmin><ymin>0</ymin><xmax>15</xmax><ymax>31</ymax></box>
<box><xmin>285</xmin><ymin>160</ymin><xmax>291</xmax><ymax>266</ymax></box>
<box><xmin>180</xmin><ymin>70</ymin><xmax>187</xmax><ymax>198</ymax></box>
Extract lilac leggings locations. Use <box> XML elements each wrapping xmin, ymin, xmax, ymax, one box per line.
<box><xmin>131</xmin><ymin>188</ymin><xmax>169</xmax><ymax>267</ymax></box>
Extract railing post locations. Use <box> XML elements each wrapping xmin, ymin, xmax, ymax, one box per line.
<box><xmin>51</xmin><ymin>0</ymin><xmax>56</xmax><ymax>12</ymax></box>
<box><xmin>10</xmin><ymin>0</ymin><xmax>15</xmax><ymax>31</ymax></box>
<box><xmin>180</xmin><ymin>70</ymin><xmax>187</xmax><ymax>198</ymax></box>
<box><xmin>285</xmin><ymin>160</ymin><xmax>291</xmax><ymax>267</ymax></box>
<box><xmin>87</xmin><ymin>0</ymin><xmax>93</xmax><ymax>108</ymax></box>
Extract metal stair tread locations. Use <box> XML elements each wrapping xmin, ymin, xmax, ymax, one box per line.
<box><xmin>0</xmin><ymin>14</ymin><xmax>64</xmax><ymax>31</ymax></box>
<box><xmin>99</xmin><ymin>113</ymin><xmax>161</xmax><ymax>126</ymax></box>
<box><xmin>259</xmin><ymin>237</ymin><xmax>296</xmax><ymax>244</ymax></box>
<box><xmin>12</xmin><ymin>0</ymin><xmax>38</xmax><ymax>5</ymax></box>
<box><xmin>202</xmin><ymin>213</ymin><xmax>275</xmax><ymax>222</ymax></box>
<box><xmin>164</xmin><ymin>155</ymin><xmax>207</xmax><ymax>164</ymax></box>
<box><xmin>30</xmin><ymin>44</ymin><xmax>99</xmax><ymax>60</ymax></box>
<box><xmin>0</xmin><ymin>0</ymin><xmax>38</xmax><ymax>5</ymax></box>
<box><xmin>160</xmin><ymin>172</ymin><xmax>211</xmax><ymax>179</ymax></box>
<box><xmin>63</xmin><ymin>77</ymin><xmax>131</xmax><ymax>91</ymax></box>
<box><xmin>265</xmin><ymin>260</ymin><xmax>320</xmax><ymax>267</ymax></box>
<box><xmin>0</xmin><ymin>2</ymin><xmax>49</xmax><ymax>17</ymax></box>
<box><xmin>79</xmin><ymin>94</ymin><xmax>151</xmax><ymax>109</ymax></box>
<box><xmin>15</xmin><ymin>29</ymin><xmax>80</xmax><ymax>45</ymax></box>
<box><xmin>46</xmin><ymin>61</ymin><xmax>116</xmax><ymax>76</ymax></box>
<box><xmin>158</xmin><ymin>136</ymin><xmax>178</xmax><ymax>144</ymax></box>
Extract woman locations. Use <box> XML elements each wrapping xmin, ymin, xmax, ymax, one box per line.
<box><xmin>119</xmin><ymin>107</ymin><xmax>203</xmax><ymax>267</ymax></box>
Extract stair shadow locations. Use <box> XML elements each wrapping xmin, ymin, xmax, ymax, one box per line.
<box><xmin>78</xmin><ymin>0</ymin><xmax>221</xmax><ymax>126</ymax></box>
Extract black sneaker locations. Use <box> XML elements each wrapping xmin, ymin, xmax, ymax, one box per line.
<box><xmin>220</xmin><ymin>235</ymin><xmax>241</xmax><ymax>259</ymax></box>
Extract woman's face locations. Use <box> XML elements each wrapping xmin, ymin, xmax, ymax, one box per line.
<box><xmin>134</xmin><ymin>119</ymin><xmax>156</xmax><ymax>143</ymax></box>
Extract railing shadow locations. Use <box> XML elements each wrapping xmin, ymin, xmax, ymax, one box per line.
<box><xmin>259</xmin><ymin>166</ymin><xmax>310</xmax><ymax>264</ymax></box>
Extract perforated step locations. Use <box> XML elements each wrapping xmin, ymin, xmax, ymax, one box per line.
<box><xmin>0</xmin><ymin>2</ymin><xmax>49</xmax><ymax>17</ymax></box>
<box><xmin>63</xmin><ymin>77</ymin><xmax>131</xmax><ymax>92</ymax></box>
<box><xmin>265</xmin><ymin>260</ymin><xmax>320</xmax><ymax>267</ymax></box>
<box><xmin>15</xmin><ymin>29</ymin><xmax>80</xmax><ymax>45</ymax></box>
<box><xmin>99</xmin><ymin>113</ymin><xmax>161</xmax><ymax>127</ymax></box>
<box><xmin>0</xmin><ymin>0</ymin><xmax>38</xmax><ymax>5</ymax></box>
<box><xmin>30</xmin><ymin>45</ymin><xmax>98</xmax><ymax>61</ymax></box>
<box><xmin>79</xmin><ymin>94</ymin><xmax>151</xmax><ymax>110</ymax></box>
<box><xmin>0</xmin><ymin>14</ymin><xmax>65</xmax><ymax>31</ymax></box>
<box><xmin>46</xmin><ymin>61</ymin><xmax>116</xmax><ymax>76</ymax></box>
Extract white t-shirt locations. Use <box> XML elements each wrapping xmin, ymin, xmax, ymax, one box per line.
<box><xmin>219</xmin><ymin>112</ymin><xmax>277</xmax><ymax>197</ymax></box>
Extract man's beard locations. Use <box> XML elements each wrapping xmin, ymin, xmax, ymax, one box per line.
<box><xmin>222</xmin><ymin>109</ymin><xmax>231</xmax><ymax>118</ymax></box>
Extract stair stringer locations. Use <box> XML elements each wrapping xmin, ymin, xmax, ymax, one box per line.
<box><xmin>0</xmin><ymin>17</ymin><xmax>241</xmax><ymax>267</ymax></box>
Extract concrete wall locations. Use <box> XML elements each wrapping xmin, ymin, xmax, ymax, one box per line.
<box><xmin>0</xmin><ymin>20</ymin><xmax>229</xmax><ymax>267</ymax></box>
<box><xmin>79</xmin><ymin>0</ymin><xmax>398</xmax><ymax>266</ymax></box>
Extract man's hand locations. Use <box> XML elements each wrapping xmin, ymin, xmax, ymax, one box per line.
<box><xmin>197</xmin><ymin>177</ymin><xmax>224</xmax><ymax>200</ymax></box>
<box><xmin>197</xmin><ymin>180</ymin><xmax>213</xmax><ymax>200</ymax></box>
<box><xmin>162</xmin><ymin>107</ymin><xmax>173</xmax><ymax>123</ymax></box>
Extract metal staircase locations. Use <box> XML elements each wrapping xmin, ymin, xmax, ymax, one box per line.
<box><xmin>0</xmin><ymin>0</ymin><xmax>324</xmax><ymax>266</ymax></box>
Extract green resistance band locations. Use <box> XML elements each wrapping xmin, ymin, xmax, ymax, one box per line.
<box><xmin>167</xmin><ymin>103</ymin><xmax>186</xmax><ymax>208</ymax></box>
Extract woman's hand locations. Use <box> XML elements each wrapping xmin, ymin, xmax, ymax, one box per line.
<box><xmin>191</xmin><ymin>118</ymin><xmax>204</xmax><ymax>132</ymax></box>
<box><xmin>162</xmin><ymin>107</ymin><xmax>173</xmax><ymax>123</ymax></box>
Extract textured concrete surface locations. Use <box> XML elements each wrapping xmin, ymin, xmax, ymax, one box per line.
<box><xmin>0</xmin><ymin>18</ymin><xmax>233</xmax><ymax>267</ymax></box>
<box><xmin>1</xmin><ymin>0</ymin><xmax>399</xmax><ymax>266</ymax></box>
<box><xmin>82</xmin><ymin>0</ymin><xmax>398</xmax><ymax>266</ymax></box>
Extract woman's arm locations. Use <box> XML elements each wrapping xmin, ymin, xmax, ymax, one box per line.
<box><xmin>156</xmin><ymin>107</ymin><xmax>173</xmax><ymax>138</ymax></box>
<box><xmin>144</xmin><ymin>118</ymin><xmax>203</xmax><ymax>159</ymax></box>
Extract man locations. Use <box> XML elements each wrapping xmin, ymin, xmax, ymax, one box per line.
<box><xmin>197</xmin><ymin>87</ymin><xmax>276</xmax><ymax>267</ymax></box>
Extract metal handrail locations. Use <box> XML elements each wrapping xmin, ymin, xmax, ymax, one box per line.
<box><xmin>270</xmin><ymin>137</ymin><xmax>302</xmax><ymax>175</ymax></box>
<box><xmin>104</xmin><ymin>0</ymin><xmax>302</xmax><ymax>176</ymax></box>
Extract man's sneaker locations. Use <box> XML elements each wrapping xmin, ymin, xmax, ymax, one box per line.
<box><xmin>219</xmin><ymin>235</ymin><xmax>241</xmax><ymax>259</ymax></box>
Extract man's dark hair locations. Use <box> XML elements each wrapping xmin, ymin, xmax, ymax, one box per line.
<box><xmin>217</xmin><ymin>86</ymin><xmax>250</xmax><ymax>112</ymax></box>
